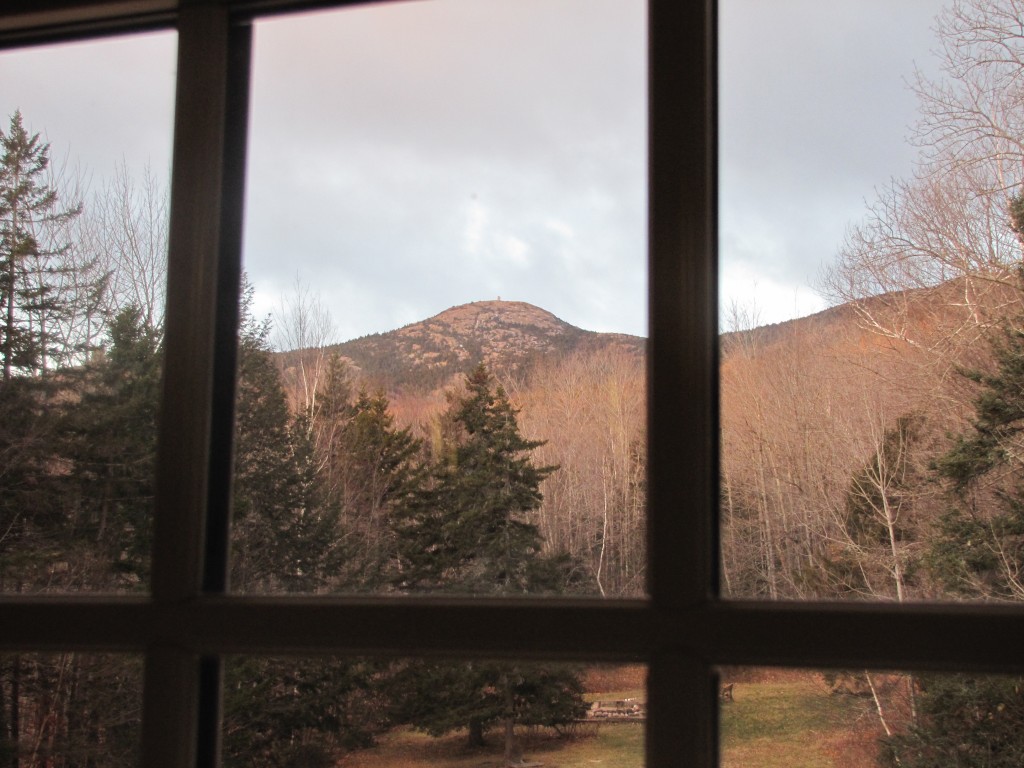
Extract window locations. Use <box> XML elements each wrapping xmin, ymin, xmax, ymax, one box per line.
<box><xmin>0</xmin><ymin>2</ymin><xmax>1021</xmax><ymax>768</ymax></box>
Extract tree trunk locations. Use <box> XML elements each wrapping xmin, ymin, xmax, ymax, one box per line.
<box><xmin>503</xmin><ymin>717</ymin><xmax>516</xmax><ymax>766</ymax></box>
<box><xmin>467</xmin><ymin>717</ymin><xmax>485</xmax><ymax>747</ymax></box>
<box><xmin>503</xmin><ymin>676</ymin><xmax>517</xmax><ymax>766</ymax></box>
<box><xmin>9</xmin><ymin>655</ymin><xmax>19</xmax><ymax>768</ymax></box>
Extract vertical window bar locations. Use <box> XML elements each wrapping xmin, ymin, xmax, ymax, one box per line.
<box><xmin>145</xmin><ymin>4</ymin><xmax>234</xmax><ymax>767</ymax></box>
<box><xmin>151</xmin><ymin>2</ymin><xmax>231</xmax><ymax>604</ymax></box>
<box><xmin>647</xmin><ymin>0</ymin><xmax>718</xmax><ymax>610</ymax></box>
<box><xmin>647</xmin><ymin>0</ymin><xmax>717</xmax><ymax>766</ymax></box>
<box><xmin>196</xmin><ymin>656</ymin><xmax>225</xmax><ymax>768</ymax></box>
<box><xmin>199</xmin><ymin>19</ymin><xmax>253</xmax><ymax>768</ymax></box>
<box><xmin>205</xmin><ymin>20</ymin><xmax>252</xmax><ymax>595</ymax></box>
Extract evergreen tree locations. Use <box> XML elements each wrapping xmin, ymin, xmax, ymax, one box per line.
<box><xmin>231</xmin><ymin>283</ymin><xmax>339</xmax><ymax>593</ymax></box>
<box><xmin>0</xmin><ymin>111</ymin><xmax>81</xmax><ymax>383</ymax></box>
<box><xmin>929</xmin><ymin>320</ymin><xmax>1024</xmax><ymax>599</ymax></box>
<box><xmin>389</xmin><ymin>364</ymin><xmax>586</xmax><ymax>761</ymax></box>
<box><xmin>881</xmin><ymin>675</ymin><xmax>1024</xmax><ymax>768</ymax></box>
<box><xmin>222</xmin><ymin>657</ymin><xmax>387</xmax><ymax>768</ymax></box>
<box><xmin>879</xmin><ymin>317</ymin><xmax>1024</xmax><ymax>767</ymax></box>
<box><xmin>58</xmin><ymin>306</ymin><xmax>161</xmax><ymax>588</ymax></box>
<box><xmin>394</xmin><ymin>363</ymin><xmax>561</xmax><ymax>594</ymax></box>
<box><xmin>335</xmin><ymin>389</ymin><xmax>421</xmax><ymax>589</ymax></box>
<box><xmin>818</xmin><ymin>413</ymin><xmax>924</xmax><ymax>601</ymax></box>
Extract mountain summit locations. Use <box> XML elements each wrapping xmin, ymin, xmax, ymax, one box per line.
<box><xmin>327</xmin><ymin>300</ymin><xmax>644</xmax><ymax>392</ymax></box>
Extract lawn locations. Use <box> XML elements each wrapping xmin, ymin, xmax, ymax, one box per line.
<box><xmin>340</xmin><ymin>670</ymin><xmax>882</xmax><ymax>768</ymax></box>
<box><xmin>339</xmin><ymin>721</ymin><xmax>643</xmax><ymax>768</ymax></box>
<box><xmin>720</xmin><ymin>671</ymin><xmax>882</xmax><ymax>768</ymax></box>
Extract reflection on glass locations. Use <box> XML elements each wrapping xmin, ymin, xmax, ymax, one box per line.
<box><xmin>720</xmin><ymin>667</ymin><xmax>1024</xmax><ymax>768</ymax></box>
<box><xmin>718</xmin><ymin>0</ymin><xmax>1024</xmax><ymax>604</ymax></box>
<box><xmin>1</xmin><ymin>653</ymin><xmax>142</xmax><ymax>765</ymax></box>
<box><xmin>236</xmin><ymin>0</ymin><xmax>647</xmax><ymax>596</ymax></box>
<box><xmin>0</xmin><ymin>33</ymin><xmax>175</xmax><ymax>593</ymax></box>
<box><xmin>223</xmin><ymin>658</ymin><xmax>644</xmax><ymax>767</ymax></box>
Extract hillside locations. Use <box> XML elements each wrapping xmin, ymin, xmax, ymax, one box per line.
<box><xmin>301</xmin><ymin>300</ymin><xmax>645</xmax><ymax>393</ymax></box>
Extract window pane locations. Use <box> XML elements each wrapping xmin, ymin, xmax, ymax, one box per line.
<box><xmin>716</xmin><ymin>0</ymin><xmax>1024</xmax><ymax>603</ymax></box>
<box><xmin>223</xmin><ymin>657</ymin><xmax>644</xmax><ymax>766</ymax></box>
<box><xmin>0</xmin><ymin>33</ymin><xmax>176</xmax><ymax>593</ymax></box>
<box><xmin>235</xmin><ymin>0</ymin><xmax>647</xmax><ymax>596</ymax></box>
<box><xmin>719</xmin><ymin>667</ymin><xmax>1024</xmax><ymax>768</ymax></box>
<box><xmin>1</xmin><ymin>653</ymin><xmax>142</xmax><ymax>765</ymax></box>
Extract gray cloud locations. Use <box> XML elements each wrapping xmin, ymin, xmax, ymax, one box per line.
<box><xmin>244</xmin><ymin>0</ymin><xmax>647</xmax><ymax>339</ymax></box>
<box><xmin>719</xmin><ymin>0</ymin><xmax>950</xmax><ymax>323</ymax></box>
<box><xmin>1</xmin><ymin>0</ymin><xmax>957</xmax><ymax>339</ymax></box>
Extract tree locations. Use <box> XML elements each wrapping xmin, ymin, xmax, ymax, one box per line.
<box><xmin>928</xmin><ymin>316</ymin><xmax>1024</xmax><ymax>600</ymax></box>
<box><xmin>0</xmin><ymin>111</ymin><xmax>82</xmax><ymax>383</ymax></box>
<box><xmin>222</xmin><ymin>656</ymin><xmax>387</xmax><ymax>768</ymax></box>
<box><xmin>57</xmin><ymin>306</ymin><xmax>162</xmax><ymax>588</ymax></box>
<box><xmin>874</xmin><ymin>315</ymin><xmax>1024</xmax><ymax>767</ymax></box>
<box><xmin>230</xmin><ymin>282</ymin><xmax>340</xmax><ymax>593</ymax></box>
<box><xmin>389</xmin><ymin>364</ymin><xmax>586</xmax><ymax>764</ymax></box>
<box><xmin>821</xmin><ymin>0</ymin><xmax>1024</xmax><ymax>371</ymax></box>
<box><xmin>824</xmin><ymin>413</ymin><xmax>926</xmax><ymax>602</ymax></box>
<box><xmin>521</xmin><ymin>348</ymin><xmax>646</xmax><ymax>597</ymax></box>
<box><xmin>393</xmin><ymin>363</ymin><xmax>566</xmax><ymax>594</ymax></box>
<box><xmin>310</xmin><ymin>369</ymin><xmax>422</xmax><ymax>591</ymax></box>
<box><xmin>881</xmin><ymin>675</ymin><xmax>1024</xmax><ymax>768</ymax></box>
<box><xmin>91</xmin><ymin>162</ymin><xmax>167</xmax><ymax>329</ymax></box>
<box><xmin>273</xmin><ymin>275</ymin><xmax>335</xmax><ymax>417</ymax></box>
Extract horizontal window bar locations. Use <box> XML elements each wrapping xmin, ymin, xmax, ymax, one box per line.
<box><xmin>0</xmin><ymin>597</ymin><xmax>1021</xmax><ymax>671</ymax></box>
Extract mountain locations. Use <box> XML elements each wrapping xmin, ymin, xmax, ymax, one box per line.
<box><xmin>307</xmin><ymin>300</ymin><xmax>645</xmax><ymax>393</ymax></box>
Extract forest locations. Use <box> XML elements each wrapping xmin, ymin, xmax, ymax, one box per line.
<box><xmin>4</xmin><ymin>0</ymin><xmax>1024</xmax><ymax>764</ymax></box>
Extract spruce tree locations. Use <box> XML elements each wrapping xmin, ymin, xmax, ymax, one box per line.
<box><xmin>230</xmin><ymin>282</ymin><xmax>339</xmax><ymax>593</ymax></box>
<box><xmin>389</xmin><ymin>364</ymin><xmax>586</xmax><ymax>762</ymax></box>
<box><xmin>0</xmin><ymin>111</ymin><xmax>81</xmax><ymax>383</ymax></box>
<box><xmin>59</xmin><ymin>306</ymin><xmax>162</xmax><ymax>587</ymax></box>
<box><xmin>327</xmin><ymin>387</ymin><xmax>422</xmax><ymax>590</ymax></box>
<box><xmin>222</xmin><ymin>656</ymin><xmax>387</xmax><ymax>768</ymax></box>
<box><xmin>928</xmin><ymin>320</ymin><xmax>1024</xmax><ymax>599</ymax></box>
<box><xmin>880</xmin><ymin>316</ymin><xmax>1024</xmax><ymax>767</ymax></box>
<box><xmin>394</xmin><ymin>363</ymin><xmax>560</xmax><ymax>594</ymax></box>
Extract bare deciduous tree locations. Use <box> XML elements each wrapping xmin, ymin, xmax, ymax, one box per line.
<box><xmin>273</xmin><ymin>275</ymin><xmax>336</xmax><ymax>418</ymax></box>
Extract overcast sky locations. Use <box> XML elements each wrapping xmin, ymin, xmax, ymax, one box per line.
<box><xmin>0</xmin><ymin>0</ymin><xmax>951</xmax><ymax>342</ymax></box>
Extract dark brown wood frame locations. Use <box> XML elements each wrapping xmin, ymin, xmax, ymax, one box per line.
<box><xmin>1</xmin><ymin>2</ymin><xmax>1022</xmax><ymax>766</ymax></box>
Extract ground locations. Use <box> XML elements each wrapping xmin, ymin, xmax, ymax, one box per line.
<box><xmin>338</xmin><ymin>667</ymin><xmax>885</xmax><ymax>767</ymax></box>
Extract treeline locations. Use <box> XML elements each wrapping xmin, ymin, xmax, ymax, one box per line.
<box><xmin>722</xmin><ymin>0</ymin><xmax>1024</xmax><ymax>764</ymax></box>
<box><xmin>0</xmin><ymin>111</ymin><xmax>587</xmax><ymax>765</ymax></box>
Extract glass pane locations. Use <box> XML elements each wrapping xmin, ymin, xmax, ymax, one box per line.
<box><xmin>0</xmin><ymin>33</ymin><xmax>176</xmax><ymax>593</ymax></box>
<box><xmin>716</xmin><ymin>1</ymin><xmax>1024</xmax><ymax>603</ymax></box>
<box><xmin>236</xmin><ymin>0</ymin><xmax>647</xmax><ymax>595</ymax></box>
<box><xmin>720</xmin><ymin>667</ymin><xmax>1024</xmax><ymax>768</ymax></box>
<box><xmin>223</xmin><ymin>657</ymin><xmax>644</xmax><ymax>767</ymax></box>
<box><xmin>1</xmin><ymin>653</ymin><xmax>142</xmax><ymax>765</ymax></box>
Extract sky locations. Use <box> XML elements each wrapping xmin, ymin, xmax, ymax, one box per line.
<box><xmin>0</xmin><ymin>0</ymin><xmax>952</xmax><ymax>343</ymax></box>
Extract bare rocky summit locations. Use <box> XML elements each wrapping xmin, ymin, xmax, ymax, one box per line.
<box><xmin>327</xmin><ymin>300</ymin><xmax>644</xmax><ymax>393</ymax></box>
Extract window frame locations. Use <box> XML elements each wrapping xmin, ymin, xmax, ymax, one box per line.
<box><xmin>1</xmin><ymin>2</ymin><xmax>1023</xmax><ymax>767</ymax></box>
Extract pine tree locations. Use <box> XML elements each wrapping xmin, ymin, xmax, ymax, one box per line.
<box><xmin>321</xmin><ymin>384</ymin><xmax>422</xmax><ymax>590</ymax></box>
<box><xmin>881</xmin><ymin>675</ymin><xmax>1024</xmax><ymax>768</ymax></box>
<box><xmin>928</xmin><ymin>320</ymin><xmax>1024</xmax><ymax>599</ymax></box>
<box><xmin>389</xmin><ymin>364</ymin><xmax>586</xmax><ymax>762</ymax></box>
<box><xmin>222</xmin><ymin>656</ymin><xmax>387</xmax><ymax>768</ymax></box>
<box><xmin>59</xmin><ymin>306</ymin><xmax>162</xmax><ymax>588</ymax></box>
<box><xmin>0</xmin><ymin>111</ymin><xmax>81</xmax><ymax>383</ymax></box>
<box><xmin>879</xmin><ymin>313</ymin><xmax>1024</xmax><ymax>767</ymax></box>
<box><xmin>394</xmin><ymin>363</ymin><xmax>561</xmax><ymax>594</ymax></box>
<box><xmin>231</xmin><ymin>282</ymin><xmax>339</xmax><ymax>593</ymax></box>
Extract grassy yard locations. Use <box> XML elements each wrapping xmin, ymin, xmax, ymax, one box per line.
<box><xmin>340</xmin><ymin>720</ymin><xmax>643</xmax><ymax>768</ymax></box>
<box><xmin>720</xmin><ymin>671</ymin><xmax>882</xmax><ymax>768</ymax></box>
<box><xmin>340</xmin><ymin>670</ymin><xmax>883</xmax><ymax>767</ymax></box>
